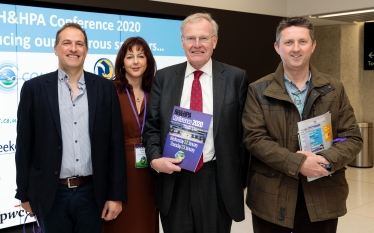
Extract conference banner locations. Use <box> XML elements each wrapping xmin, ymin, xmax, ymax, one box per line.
<box><xmin>0</xmin><ymin>2</ymin><xmax>185</xmax><ymax>229</ymax></box>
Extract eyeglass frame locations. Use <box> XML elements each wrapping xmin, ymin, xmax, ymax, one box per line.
<box><xmin>181</xmin><ymin>35</ymin><xmax>217</xmax><ymax>44</ymax></box>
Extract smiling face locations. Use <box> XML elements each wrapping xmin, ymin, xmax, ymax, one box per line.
<box><xmin>123</xmin><ymin>46</ymin><xmax>147</xmax><ymax>80</ymax></box>
<box><xmin>182</xmin><ymin>18</ymin><xmax>218</xmax><ymax>69</ymax></box>
<box><xmin>274</xmin><ymin>26</ymin><xmax>316</xmax><ymax>74</ymax></box>
<box><xmin>54</xmin><ymin>27</ymin><xmax>88</xmax><ymax>74</ymax></box>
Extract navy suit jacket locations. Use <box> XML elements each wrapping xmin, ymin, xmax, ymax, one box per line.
<box><xmin>143</xmin><ymin>60</ymin><xmax>249</xmax><ymax>222</ymax></box>
<box><xmin>15</xmin><ymin>70</ymin><xmax>127</xmax><ymax>219</ymax></box>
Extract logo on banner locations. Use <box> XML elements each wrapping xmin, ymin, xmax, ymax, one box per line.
<box><xmin>0</xmin><ymin>140</ymin><xmax>16</xmax><ymax>155</ymax></box>
<box><xmin>94</xmin><ymin>58</ymin><xmax>114</xmax><ymax>79</ymax></box>
<box><xmin>0</xmin><ymin>206</ymin><xmax>26</xmax><ymax>224</ymax></box>
<box><xmin>0</xmin><ymin>62</ymin><xmax>18</xmax><ymax>92</ymax></box>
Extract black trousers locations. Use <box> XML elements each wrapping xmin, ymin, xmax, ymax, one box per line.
<box><xmin>252</xmin><ymin>183</ymin><xmax>338</xmax><ymax>233</ymax></box>
<box><xmin>160</xmin><ymin>161</ymin><xmax>232</xmax><ymax>233</ymax></box>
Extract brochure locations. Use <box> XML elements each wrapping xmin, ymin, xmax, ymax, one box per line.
<box><xmin>162</xmin><ymin>106</ymin><xmax>212</xmax><ymax>172</ymax></box>
<box><xmin>297</xmin><ymin>112</ymin><xmax>334</xmax><ymax>181</ymax></box>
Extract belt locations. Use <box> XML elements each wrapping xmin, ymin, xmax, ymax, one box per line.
<box><xmin>59</xmin><ymin>175</ymin><xmax>92</xmax><ymax>188</ymax></box>
<box><xmin>125</xmin><ymin>137</ymin><xmax>141</xmax><ymax>146</ymax></box>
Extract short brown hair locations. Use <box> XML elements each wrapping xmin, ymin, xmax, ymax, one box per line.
<box><xmin>54</xmin><ymin>23</ymin><xmax>88</xmax><ymax>47</ymax></box>
<box><xmin>275</xmin><ymin>17</ymin><xmax>314</xmax><ymax>45</ymax></box>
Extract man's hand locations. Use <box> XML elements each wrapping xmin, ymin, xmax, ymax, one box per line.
<box><xmin>21</xmin><ymin>202</ymin><xmax>33</xmax><ymax>214</ymax></box>
<box><xmin>151</xmin><ymin>157</ymin><xmax>182</xmax><ymax>174</ymax></box>
<box><xmin>297</xmin><ymin>151</ymin><xmax>330</xmax><ymax>177</ymax></box>
<box><xmin>101</xmin><ymin>200</ymin><xmax>122</xmax><ymax>221</ymax></box>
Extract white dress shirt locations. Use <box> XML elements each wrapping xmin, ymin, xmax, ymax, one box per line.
<box><xmin>180</xmin><ymin>59</ymin><xmax>215</xmax><ymax>162</ymax></box>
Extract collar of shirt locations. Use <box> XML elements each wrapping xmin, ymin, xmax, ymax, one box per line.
<box><xmin>181</xmin><ymin>58</ymin><xmax>215</xmax><ymax>162</ymax></box>
<box><xmin>283</xmin><ymin>71</ymin><xmax>311</xmax><ymax>94</ymax></box>
<box><xmin>284</xmin><ymin>71</ymin><xmax>311</xmax><ymax>118</ymax></box>
<box><xmin>57</xmin><ymin>69</ymin><xmax>86</xmax><ymax>90</ymax></box>
<box><xmin>185</xmin><ymin>58</ymin><xmax>213</xmax><ymax>78</ymax></box>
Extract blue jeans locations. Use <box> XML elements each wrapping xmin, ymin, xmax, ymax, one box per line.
<box><xmin>40</xmin><ymin>182</ymin><xmax>102</xmax><ymax>233</ymax></box>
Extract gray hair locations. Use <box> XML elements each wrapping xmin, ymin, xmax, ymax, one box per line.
<box><xmin>180</xmin><ymin>12</ymin><xmax>219</xmax><ymax>36</ymax></box>
<box><xmin>275</xmin><ymin>17</ymin><xmax>314</xmax><ymax>45</ymax></box>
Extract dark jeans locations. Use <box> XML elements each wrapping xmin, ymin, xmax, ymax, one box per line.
<box><xmin>39</xmin><ymin>182</ymin><xmax>102</xmax><ymax>233</ymax></box>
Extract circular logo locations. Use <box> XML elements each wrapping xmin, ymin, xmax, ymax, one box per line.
<box><xmin>0</xmin><ymin>62</ymin><xmax>18</xmax><ymax>92</ymax></box>
<box><xmin>174</xmin><ymin>150</ymin><xmax>186</xmax><ymax>160</ymax></box>
<box><xmin>140</xmin><ymin>156</ymin><xmax>147</xmax><ymax>164</ymax></box>
<box><xmin>93</xmin><ymin>58</ymin><xmax>114</xmax><ymax>79</ymax></box>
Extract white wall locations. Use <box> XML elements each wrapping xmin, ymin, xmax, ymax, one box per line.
<box><xmin>150</xmin><ymin>0</ymin><xmax>288</xmax><ymax>16</ymax></box>
<box><xmin>151</xmin><ymin>0</ymin><xmax>374</xmax><ymax>17</ymax></box>
<box><xmin>287</xmin><ymin>0</ymin><xmax>374</xmax><ymax>16</ymax></box>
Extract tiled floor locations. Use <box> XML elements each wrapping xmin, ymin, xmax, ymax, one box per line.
<box><xmin>337</xmin><ymin>166</ymin><xmax>374</xmax><ymax>233</ymax></box>
<box><xmin>5</xmin><ymin>167</ymin><xmax>374</xmax><ymax>233</ymax></box>
<box><xmin>231</xmin><ymin>166</ymin><xmax>374</xmax><ymax>232</ymax></box>
<box><xmin>159</xmin><ymin>166</ymin><xmax>374</xmax><ymax>232</ymax></box>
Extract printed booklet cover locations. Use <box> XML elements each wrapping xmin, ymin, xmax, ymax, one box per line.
<box><xmin>297</xmin><ymin>111</ymin><xmax>334</xmax><ymax>181</ymax></box>
<box><xmin>162</xmin><ymin>106</ymin><xmax>212</xmax><ymax>172</ymax></box>
<box><xmin>297</xmin><ymin>111</ymin><xmax>332</xmax><ymax>153</ymax></box>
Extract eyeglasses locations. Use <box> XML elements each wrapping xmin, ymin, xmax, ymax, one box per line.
<box><xmin>182</xmin><ymin>35</ymin><xmax>216</xmax><ymax>44</ymax></box>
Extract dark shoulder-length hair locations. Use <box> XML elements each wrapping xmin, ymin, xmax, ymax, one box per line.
<box><xmin>113</xmin><ymin>37</ymin><xmax>156</xmax><ymax>93</ymax></box>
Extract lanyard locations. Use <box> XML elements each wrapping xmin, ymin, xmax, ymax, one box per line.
<box><xmin>23</xmin><ymin>213</ymin><xmax>41</xmax><ymax>233</ymax></box>
<box><xmin>126</xmin><ymin>88</ymin><xmax>147</xmax><ymax>141</ymax></box>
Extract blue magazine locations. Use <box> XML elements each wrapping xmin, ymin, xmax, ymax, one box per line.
<box><xmin>162</xmin><ymin>106</ymin><xmax>212</xmax><ymax>172</ymax></box>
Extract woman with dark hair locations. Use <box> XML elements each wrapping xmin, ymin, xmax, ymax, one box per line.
<box><xmin>102</xmin><ymin>37</ymin><xmax>158</xmax><ymax>233</ymax></box>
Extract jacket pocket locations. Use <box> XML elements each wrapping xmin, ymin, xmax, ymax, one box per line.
<box><xmin>247</xmin><ymin>168</ymin><xmax>283</xmax><ymax>211</ymax></box>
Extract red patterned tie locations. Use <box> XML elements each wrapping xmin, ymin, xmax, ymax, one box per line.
<box><xmin>191</xmin><ymin>70</ymin><xmax>204</xmax><ymax>172</ymax></box>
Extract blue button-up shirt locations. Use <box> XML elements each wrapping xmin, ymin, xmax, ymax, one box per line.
<box><xmin>58</xmin><ymin>69</ymin><xmax>92</xmax><ymax>178</ymax></box>
<box><xmin>284</xmin><ymin>72</ymin><xmax>311</xmax><ymax>119</ymax></box>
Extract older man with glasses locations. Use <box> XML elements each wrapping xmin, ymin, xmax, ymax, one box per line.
<box><xmin>143</xmin><ymin>12</ymin><xmax>249</xmax><ymax>233</ymax></box>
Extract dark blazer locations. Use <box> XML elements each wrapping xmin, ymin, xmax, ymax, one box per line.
<box><xmin>15</xmin><ymin>70</ymin><xmax>127</xmax><ymax>219</ymax></box>
<box><xmin>143</xmin><ymin>60</ymin><xmax>249</xmax><ymax>222</ymax></box>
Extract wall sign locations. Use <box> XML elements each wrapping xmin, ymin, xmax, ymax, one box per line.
<box><xmin>364</xmin><ymin>22</ymin><xmax>374</xmax><ymax>70</ymax></box>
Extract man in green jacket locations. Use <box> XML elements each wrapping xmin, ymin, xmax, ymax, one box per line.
<box><xmin>242</xmin><ymin>16</ymin><xmax>362</xmax><ymax>233</ymax></box>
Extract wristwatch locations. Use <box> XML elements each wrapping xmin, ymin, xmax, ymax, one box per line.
<box><xmin>318</xmin><ymin>155</ymin><xmax>331</xmax><ymax>171</ymax></box>
<box><xmin>320</xmin><ymin>163</ymin><xmax>331</xmax><ymax>171</ymax></box>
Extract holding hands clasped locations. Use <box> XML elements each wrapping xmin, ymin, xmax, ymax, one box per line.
<box><xmin>297</xmin><ymin>150</ymin><xmax>330</xmax><ymax>177</ymax></box>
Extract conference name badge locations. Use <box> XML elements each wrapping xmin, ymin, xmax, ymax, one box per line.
<box><xmin>134</xmin><ymin>143</ymin><xmax>148</xmax><ymax>168</ymax></box>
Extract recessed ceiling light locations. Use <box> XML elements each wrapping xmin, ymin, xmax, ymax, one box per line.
<box><xmin>317</xmin><ymin>9</ymin><xmax>374</xmax><ymax>18</ymax></box>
